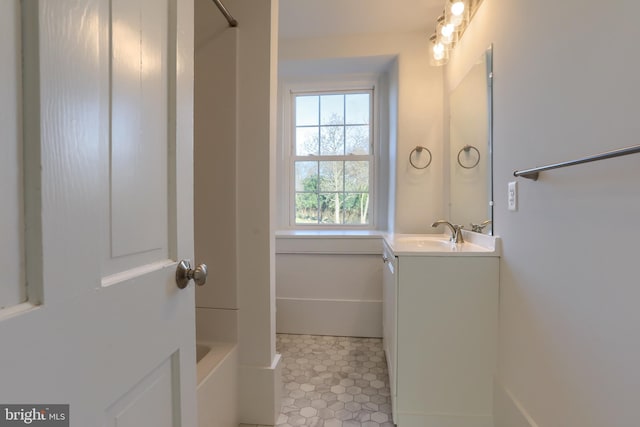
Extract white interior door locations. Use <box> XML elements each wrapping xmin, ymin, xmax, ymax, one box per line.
<box><xmin>0</xmin><ymin>0</ymin><xmax>197</xmax><ymax>426</ymax></box>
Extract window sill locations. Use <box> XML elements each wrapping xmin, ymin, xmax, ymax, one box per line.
<box><xmin>275</xmin><ymin>230</ymin><xmax>384</xmax><ymax>254</ymax></box>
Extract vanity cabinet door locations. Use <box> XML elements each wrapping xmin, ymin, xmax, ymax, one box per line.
<box><xmin>395</xmin><ymin>255</ymin><xmax>499</xmax><ymax>427</ymax></box>
<box><xmin>382</xmin><ymin>243</ymin><xmax>398</xmax><ymax>422</ymax></box>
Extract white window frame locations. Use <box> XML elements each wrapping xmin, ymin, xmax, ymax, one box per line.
<box><xmin>282</xmin><ymin>80</ymin><xmax>379</xmax><ymax>229</ymax></box>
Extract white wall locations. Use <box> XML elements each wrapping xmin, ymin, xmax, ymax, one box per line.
<box><xmin>276</xmin><ymin>64</ymin><xmax>392</xmax><ymax>231</ymax></box>
<box><xmin>194</xmin><ymin>6</ymin><xmax>238</xmax><ymax>325</ymax></box>
<box><xmin>275</xmin><ymin>235</ymin><xmax>383</xmax><ymax>337</ymax></box>
<box><xmin>386</xmin><ymin>60</ymin><xmax>399</xmax><ymax>233</ymax></box>
<box><xmin>0</xmin><ymin>0</ymin><xmax>25</xmax><ymax>309</ymax></box>
<box><xmin>275</xmin><ymin>33</ymin><xmax>444</xmax><ymax>338</ymax></box>
<box><xmin>194</xmin><ymin>0</ymin><xmax>280</xmax><ymax>424</ymax></box>
<box><xmin>279</xmin><ymin>32</ymin><xmax>445</xmax><ymax>233</ymax></box>
<box><xmin>233</xmin><ymin>1</ymin><xmax>281</xmax><ymax>423</ymax></box>
<box><xmin>446</xmin><ymin>1</ymin><xmax>640</xmax><ymax>426</ymax></box>
<box><xmin>193</xmin><ymin>14</ymin><xmax>241</xmax><ymax>427</ymax></box>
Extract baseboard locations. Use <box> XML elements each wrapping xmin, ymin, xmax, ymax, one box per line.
<box><xmin>493</xmin><ymin>380</ymin><xmax>538</xmax><ymax>427</ymax></box>
<box><xmin>396</xmin><ymin>412</ymin><xmax>493</xmax><ymax>427</ymax></box>
<box><xmin>238</xmin><ymin>354</ymin><xmax>282</xmax><ymax>425</ymax></box>
<box><xmin>276</xmin><ymin>297</ymin><xmax>382</xmax><ymax>337</ymax></box>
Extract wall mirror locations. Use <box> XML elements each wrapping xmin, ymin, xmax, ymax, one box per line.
<box><xmin>449</xmin><ymin>45</ymin><xmax>493</xmax><ymax>234</ymax></box>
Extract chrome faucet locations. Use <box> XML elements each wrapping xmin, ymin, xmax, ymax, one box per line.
<box><xmin>431</xmin><ymin>219</ymin><xmax>465</xmax><ymax>243</ymax></box>
<box><xmin>470</xmin><ymin>220</ymin><xmax>492</xmax><ymax>233</ymax></box>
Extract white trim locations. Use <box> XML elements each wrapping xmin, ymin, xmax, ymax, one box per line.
<box><xmin>395</xmin><ymin>412</ymin><xmax>494</xmax><ymax>427</ymax></box>
<box><xmin>239</xmin><ymin>355</ymin><xmax>282</xmax><ymax>425</ymax></box>
<box><xmin>275</xmin><ymin>230</ymin><xmax>383</xmax><ymax>254</ymax></box>
<box><xmin>284</xmin><ymin>78</ymin><xmax>378</xmax><ymax>93</ymax></box>
<box><xmin>290</xmin><ymin>87</ymin><xmax>375</xmax><ymax>96</ymax></box>
<box><xmin>276</xmin><ymin>297</ymin><xmax>382</xmax><ymax>338</ymax></box>
<box><xmin>0</xmin><ymin>302</ymin><xmax>39</xmax><ymax>322</ymax></box>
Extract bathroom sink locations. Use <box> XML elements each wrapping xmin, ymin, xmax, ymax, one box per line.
<box><xmin>393</xmin><ymin>235</ymin><xmax>451</xmax><ymax>248</ymax></box>
<box><xmin>384</xmin><ymin>233</ymin><xmax>500</xmax><ymax>256</ymax></box>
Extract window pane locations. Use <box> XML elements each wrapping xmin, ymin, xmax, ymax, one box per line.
<box><xmin>344</xmin><ymin>161</ymin><xmax>369</xmax><ymax>191</ymax></box>
<box><xmin>319</xmin><ymin>193</ymin><xmax>343</xmax><ymax>224</ymax></box>
<box><xmin>343</xmin><ymin>193</ymin><xmax>370</xmax><ymax>225</ymax></box>
<box><xmin>320</xmin><ymin>95</ymin><xmax>344</xmax><ymax>125</ymax></box>
<box><xmin>345</xmin><ymin>93</ymin><xmax>370</xmax><ymax>124</ymax></box>
<box><xmin>296</xmin><ymin>96</ymin><xmax>318</xmax><ymax>126</ymax></box>
<box><xmin>295</xmin><ymin>193</ymin><xmax>318</xmax><ymax>224</ymax></box>
<box><xmin>296</xmin><ymin>127</ymin><xmax>319</xmax><ymax>155</ymax></box>
<box><xmin>295</xmin><ymin>161</ymin><xmax>318</xmax><ymax>191</ymax></box>
<box><xmin>319</xmin><ymin>161</ymin><xmax>344</xmax><ymax>192</ymax></box>
<box><xmin>320</xmin><ymin>126</ymin><xmax>344</xmax><ymax>155</ymax></box>
<box><xmin>291</xmin><ymin>90</ymin><xmax>373</xmax><ymax>227</ymax></box>
<box><xmin>345</xmin><ymin>125</ymin><xmax>370</xmax><ymax>155</ymax></box>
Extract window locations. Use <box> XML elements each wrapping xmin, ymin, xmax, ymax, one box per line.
<box><xmin>291</xmin><ymin>90</ymin><xmax>374</xmax><ymax>226</ymax></box>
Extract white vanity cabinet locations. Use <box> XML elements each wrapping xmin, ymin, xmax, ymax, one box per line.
<box><xmin>382</xmin><ymin>239</ymin><xmax>499</xmax><ymax>427</ymax></box>
<box><xmin>382</xmin><ymin>243</ymin><xmax>398</xmax><ymax>420</ymax></box>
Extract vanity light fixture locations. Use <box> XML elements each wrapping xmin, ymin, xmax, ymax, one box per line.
<box><xmin>429</xmin><ymin>0</ymin><xmax>483</xmax><ymax>66</ymax></box>
<box><xmin>429</xmin><ymin>34</ymin><xmax>449</xmax><ymax>66</ymax></box>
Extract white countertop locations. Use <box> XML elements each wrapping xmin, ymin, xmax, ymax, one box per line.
<box><xmin>384</xmin><ymin>231</ymin><xmax>500</xmax><ymax>257</ymax></box>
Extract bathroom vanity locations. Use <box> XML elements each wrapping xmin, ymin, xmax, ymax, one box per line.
<box><xmin>382</xmin><ymin>233</ymin><xmax>499</xmax><ymax>427</ymax></box>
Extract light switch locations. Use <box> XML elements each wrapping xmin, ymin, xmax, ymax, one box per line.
<box><xmin>508</xmin><ymin>181</ymin><xmax>517</xmax><ymax>211</ymax></box>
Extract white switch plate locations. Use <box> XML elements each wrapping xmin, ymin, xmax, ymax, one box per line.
<box><xmin>508</xmin><ymin>181</ymin><xmax>517</xmax><ymax>211</ymax></box>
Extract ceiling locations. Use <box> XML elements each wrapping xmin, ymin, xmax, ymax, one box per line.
<box><xmin>279</xmin><ymin>0</ymin><xmax>444</xmax><ymax>40</ymax></box>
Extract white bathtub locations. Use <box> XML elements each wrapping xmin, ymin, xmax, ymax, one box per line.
<box><xmin>196</xmin><ymin>341</ymin><xmax>238</xmax><ymax>427</ymax></box>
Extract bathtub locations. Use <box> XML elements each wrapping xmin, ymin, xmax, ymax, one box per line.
<box><xmin>196</xmin><ymin>341</ymin><xmax>238</xmax><ymax>427</ymax></box>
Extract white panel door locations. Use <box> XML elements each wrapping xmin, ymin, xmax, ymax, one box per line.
<box><xmin>0</xmin><ymin>0</ymin><xmax>25</xmax><ymax>310</ymax></box>
<box><xmin>0</xmin><ymin>1</ymin><xmax>197</xmax><ymax>426</ymax></box>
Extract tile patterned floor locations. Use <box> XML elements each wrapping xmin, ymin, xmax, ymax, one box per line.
<box><xmin>275</xmin><ymin>334</ymin><xmax>394</xmax><ymax>427</ymax></box>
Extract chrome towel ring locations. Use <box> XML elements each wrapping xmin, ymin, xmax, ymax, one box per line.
<box><xmin>457</xmin><ymin>145</ymin><xmax>480</xmax><ymax>169</ymax></box>
<box><xmin>409</xmin><ymin>146</ymin><xmax>432</xmax><ymax>170</ymax></box>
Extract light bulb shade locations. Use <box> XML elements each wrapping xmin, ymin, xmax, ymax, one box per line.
<box><xmin>429</xmin><ymin>35</ymin><xmax>450</xmax><ymax>66</ymax></box>
<box><xmin>446</xmin><ymin>0</ymin><xmax>468</xmax><ymax>27</ymax></box>
<box><xmin>437</xmin><ymin>20</ymin><xmax>458</xmax><ymax>45</ymax></box>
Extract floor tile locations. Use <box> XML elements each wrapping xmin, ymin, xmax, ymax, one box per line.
<box><xmin>277</xmin><ymin>334</ymin><xmax>393</xmax><ymax>427</ymax></box>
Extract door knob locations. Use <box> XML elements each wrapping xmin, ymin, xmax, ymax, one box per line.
<box><xmin>176</xmin><ymin>260</ymin><xmax>208</xmax><ymax>289</ymax></box>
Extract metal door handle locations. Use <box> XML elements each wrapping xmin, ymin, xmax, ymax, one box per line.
<box><xmin>176</xmin><ymin>260</ymin><xmax>208</xmax><ymax>289</ymax></box>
